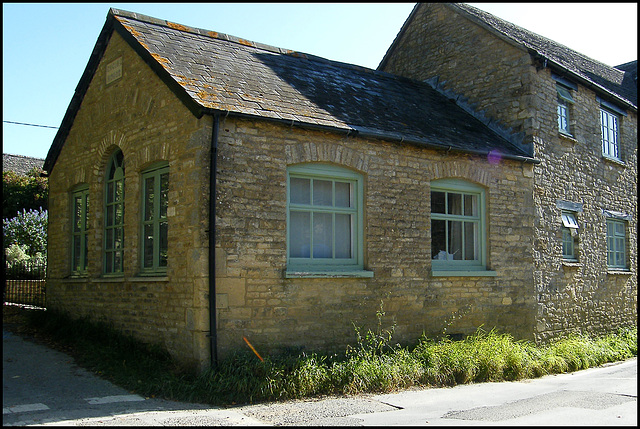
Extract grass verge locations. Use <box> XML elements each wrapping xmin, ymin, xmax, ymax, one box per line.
<box><xmin>3</xmin><ymin>305</ymin><xmax>636</xmax><ymax>406</ymax></box>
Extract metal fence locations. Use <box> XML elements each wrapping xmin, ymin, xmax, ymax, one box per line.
<box><xmin>4</xmin><ymin>260</ymin><xmax>46</xmax><ymax>308</ymax></box>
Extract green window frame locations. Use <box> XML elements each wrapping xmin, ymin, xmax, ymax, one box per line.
<box><xmin>140</xmin><ymin>163</ymin><xmax>169</xmax><ymax>274</ymax></box>
<box><xmin>561</xmin><ymin>212</ymin><xmax>578</xmax><ymax>261</ymax></box>
<box><xmin>606</xmin><ymin>219</ymin><xmax>627</xmax><ymax>269</ymax></box>
<box><xmin>286</xmin><ymin>163</ymin><xmax>369</xmax><ymax>277</ymax></box>
<box><xmin>104</xmin><ymin>149</ymin><xmax>125</xmax><ymax>275</ymax></box>
<box><xmin>71</xmin><ymin>186</ymin><xmax>89</xmax><ymax>275</ymax></box>
<box><xmin>431</xmin><ymin>179</ymin><xmax>489</xmax><ymax>274</ymax></box>
<box><xmin>600</xmin><ymin>108</ymin><xmax>620</xmax><ymax>160</ymax></box>
<box><xmin>557</xmin><ymin>84</ymin><xmax>574</xmax><ymax>135</ymax></box>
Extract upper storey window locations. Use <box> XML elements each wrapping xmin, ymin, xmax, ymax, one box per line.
<box><xmin>556</xmin><ymin>84</ymin><xmax>574</xmax><ymax>135</ymax></box>
<box><xmin>598</xmin><ymin>96</ymin><xmax>627</xmax><ymax>162</ymax></box>
<box><xmin>600</xmin><ymin>108</ymin><xmax>620</xmax><ymax>160</ymax></box>
<box><xmin>552</xmin><ymin>74</ymin><xmax>577</xmax><ymax>137</ymax></box>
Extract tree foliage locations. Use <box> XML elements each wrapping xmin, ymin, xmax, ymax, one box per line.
<box><xmin>3</xmin><ymin>168</ymin><xmax>48</xmax><ymax>219</ymax></box>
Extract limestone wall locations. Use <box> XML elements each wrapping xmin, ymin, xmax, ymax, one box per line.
<box><xmin>530</xmin><ymin>70</ymin><xmax>637</xmax><ymax>341</ymax></box>
<box><xmin>46</xmin><ymin>31</ymin><xmax>213</xmax><ymax>369</ymax></box>
<box><xmin>380</xmin><ymin>3</ymin><xmax>536</xmax><ymax>142</ymax></box>
<box><xmin>379</xmin><ymin>2</ymin><xmax>638</xmax><ymax>342</ymax></box>
<box><xmin>214</xmin><ymin>117</ymin><xmax>537</xmax><ymax>357</ymax></box>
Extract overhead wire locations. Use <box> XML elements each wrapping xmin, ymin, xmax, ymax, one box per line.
<box><xmin>3</xmin><ymin>121</ymin><xmax>58</xmax><ymax>129</ymax></box>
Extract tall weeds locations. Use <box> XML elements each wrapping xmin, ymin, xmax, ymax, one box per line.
<box><xmin>17</xmin><ymin>306</ymin><xmax>638</xmax><ymax>406</ymax></box>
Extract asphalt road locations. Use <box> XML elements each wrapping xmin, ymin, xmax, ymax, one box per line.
<box><xmin>3</xmin><ymin>327</ymin><xmax>637</xmax><ymax>426</ymax></box>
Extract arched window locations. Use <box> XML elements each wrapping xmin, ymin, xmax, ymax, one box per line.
<box><xmin>104</xmin><ymin>149</ymin><xmax>125</xmax><ymax>274</ymax></box>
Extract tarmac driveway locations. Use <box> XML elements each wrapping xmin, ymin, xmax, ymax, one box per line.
<box><xmin>3</xmin><ymin>327</ymin><xmax>637</xmax><ymax>426</ymax></box>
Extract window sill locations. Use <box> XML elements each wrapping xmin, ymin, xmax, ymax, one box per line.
<box><xmin>431</xmin><ymin>270</ymin><xmax>497</xmax><ymax>277</ymax></box>
<box><xmin>562</xmin><ymin>260</ymin><xmax>581</xmax><ymax>267</ymax></box>
<box><xmin>130</xmin><ymin>275</ymin><xmax>169</xmax><ymax>282</ymax></box>
<box><xmin>285</xmin><ymin>269</ymin><xmax>374</xmax><ymax>279</ymax></box>
<box><xmin>558</xmin><ymin>131</ymin><xmax>577</xmax><ymax>142</ymax></box>
<box><xmin>607</xmin><ymin>269</ymin><xmax>632</xmax><ymax>275</ymax></box>
<box><xmin>66</xmin><ymin>274</ymin><xmax>89</xmax><ymax>280</ymax></box>
<box><xmin>602</xmin><ymin>155</ymin><xmax>626</xmax><ymax>167</ymax></box>
<box><xmin>92</xmin><ymin>275</ymin><xmax>169</xmax><ymax>283</ymax></box>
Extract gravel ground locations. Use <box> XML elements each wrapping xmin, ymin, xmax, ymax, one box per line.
<box><xmin>234</xmin><ymin>395</ymin><xmax>400</xmax><ymax>425</ymax></box>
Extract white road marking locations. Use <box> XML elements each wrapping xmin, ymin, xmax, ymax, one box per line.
<box><xmin>3</xmin><ymin>403</ymin><xmax>51</xmax><ymax>414</ymax></box>
<box><xmin>84</xmin><ymin>394</ymin><xmax>145</xmax><ymax>405</ymax></box>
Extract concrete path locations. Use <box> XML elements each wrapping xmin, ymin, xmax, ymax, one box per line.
<box><xmin>361</xmin><ymin>357</ymin><xmax>637</xmax><ymax>426</ymax></box>
<box><xmin>3</xmin><ymin>327</ymin><xmax>637</xmax><ymax>426</ymax></box>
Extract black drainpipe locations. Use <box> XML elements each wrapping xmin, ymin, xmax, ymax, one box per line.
<box><xmin>209</xmin><ymin>113</ymin><xmax>220</xmax><ymax>368</ymax></box>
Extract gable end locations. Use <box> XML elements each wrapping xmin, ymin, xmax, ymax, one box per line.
<box><xmin>43</xmin><ymin>9</ymin><xmax>205</xmax><ymax>174</ymax></box>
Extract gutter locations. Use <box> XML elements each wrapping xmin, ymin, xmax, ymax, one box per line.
<box><xmin>359</xmin><ymin>131</ymin><xmax>541</xmax><ymax>164</ymax></box>
<box><xmin>208</xmin><ymin>113</ymin><xmax>220</xmax><ymax>369</ymax></box>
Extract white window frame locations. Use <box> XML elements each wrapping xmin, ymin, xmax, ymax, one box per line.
<box><xmin>600</xmin><ymin>108</ymin><xmax>620</xmax><ymax>160</ymax></box>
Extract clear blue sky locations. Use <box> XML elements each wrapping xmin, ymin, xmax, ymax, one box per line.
<box><xmin>2</xmin><ymin>3</ymin><xmax>637</xmax><ymax>160</ymax></box>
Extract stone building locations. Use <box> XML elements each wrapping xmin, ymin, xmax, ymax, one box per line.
<box><xmin>43</xmin><ymin>4</ymin><xmax>636</xmax><ymax>369</ymax></box>
<box><xmin>378</xmin><ymin>3</ymin><xmax>637</xmax><ymax>344</ymax></box>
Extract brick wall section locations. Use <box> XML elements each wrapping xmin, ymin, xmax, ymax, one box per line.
<box><xmin>214</xmin><ymin>117</ymin><xmax>537</xmax><ymax>357</ymax></box>
<box><xmin>46</xmin><ymin>31</ymin><xmax>213</xmax><ymax>369</ymax></box>
<box><xmin>380</xmin><ymin>3</ymin><xmax>637</xmax><ymax>342</ymax></box>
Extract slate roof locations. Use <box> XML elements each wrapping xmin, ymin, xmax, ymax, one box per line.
<box><xmin>428</xmin><ymin>3</ymin><xmax>637</xmax><ymax>109</ymax></box>
<box><xmin>3</xmin><ymin>153</ymin><xmax>44</xmax><ymax>176</ymax></box>
<box><xmin>44</xmin><ymin>8</ymin><xmax>535</xmax><ymax>173</ymax></box>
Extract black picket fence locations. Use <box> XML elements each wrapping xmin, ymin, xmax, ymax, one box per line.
<box><xmin>4</xmin><ymin>260</ymin><xmax>46</xmax><ymax>308</ymax></box>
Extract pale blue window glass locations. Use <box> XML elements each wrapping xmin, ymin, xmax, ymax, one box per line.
<box><xmin>562</xmin><ymin>228</ymin><xmax>574</xmax><ymax>259</ymax></box>
<box><xmin>287</xmin><ymin>164</ymin><xmax>363</xmax><ymax>272</ymax></box>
